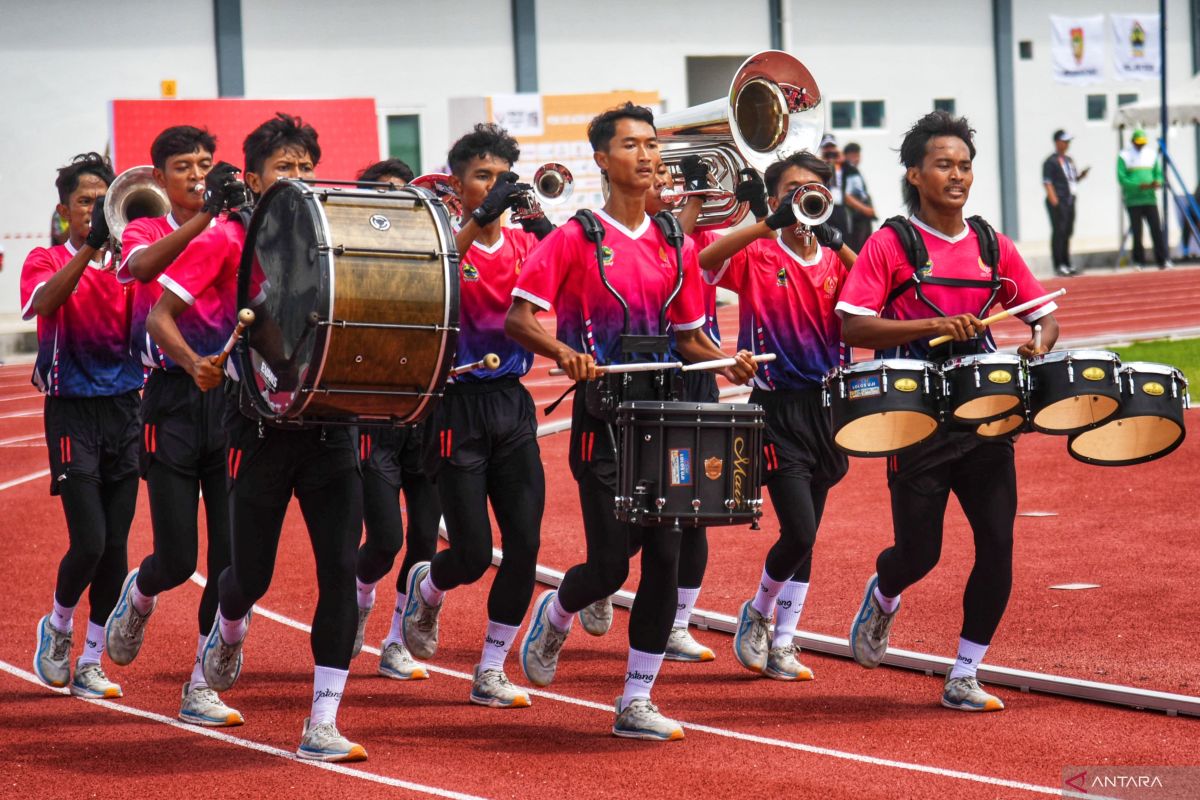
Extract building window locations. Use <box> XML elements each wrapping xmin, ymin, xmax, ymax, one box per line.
<box><xmin>387</xmin><ymin>115</ymin><xmax>421</xmax><ymax>172</ymax></box>
<box><xmin>831</xmin><ymin>101</ymin><xmax>856</xmax><ymax>130</ymax></box>
<box><xmin>1019</xmin><ymin>41</ymin><xmax>1033</xmax><ymax>60</ymax></box>
<box><xmin>1086</xmin><ymin>94</ymin><xmax>1108</xmax><ymax>121</ymax></box>
<box><xmin>861</xmin><ymin>100</ymin><xmax>886</xmax><ymax>129</ymax></box>
<box><xmin>933</xmin><ymin>98</ymin><xmax>956</xmax><ymax>114</ymax></box>
<box><xmin>1117</xmin><ymin>93</ymin><xmax>1139</xmax><ymax>107</ymax></box>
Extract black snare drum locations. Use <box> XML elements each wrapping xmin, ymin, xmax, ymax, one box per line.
<box><xmin>941</xmin><ymin>353</ymin><xmax>1025</xmax><ymax>424</ymax></box>
<box><xmin>823</xmin><ymin>359</ymin><xmax>940</xmax><ymax>457</ymax></box>
<box><xmin>615</xmin><ymin>401</ymin><xmax>764</xmax><ymax>527</ymax></box>
<box><xmin>1068</xmin><ymin>362</ymin><xmax>1189</xmax><ymax>466</ymax></box>
<box><xmin>1027</xmin><ymin>350</ymin><xmax>1121</xmax><ymax>434</ymax></box>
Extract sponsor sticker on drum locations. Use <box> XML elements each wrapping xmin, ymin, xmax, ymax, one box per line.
<box><xmin>704</xmin><ymin>456</ymin><xmax>724</xmax><ymax>480</ymax></box>
<box><xmin>670</xmin><ymin>448</ymin><xmax>693</xmax><ymax>486</ymax></box>
<box><xmin>988</xmin><ymin>369</ymin><xmax>1013</xmax><ymax>384</ymax></box>
<box><xmin>848</xmin><ymin>375</ymin><xmax>882</xmax><ymax>400</ymax></box>
<box><xmin>1143</xmin><ymin>381</ymin><xmax>1165</xmax><ymax>396</ymax></box>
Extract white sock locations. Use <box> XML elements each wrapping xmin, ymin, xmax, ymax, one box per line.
<box><xmin>130</xmin><ymin>575</ymin><xmax>155</xmax><ymax>614</ymax></box>
<box><xmin>79</xmin><ymin>621</ymin><xmax>105</xmax><ymax>666</ymax></box>
<box><xmin>310</xmin><ymin>665</ymin><xmax>348</xmax><ymax>727</ymax></box>
<box><xmin>51</xmin><ymin>599</ymin><xmax>75</xmax><ymax>632</ymax></box>
<box><xmin>674</xmin><ymin>587</ymin><xmax>700</xmax><ymax>628</ymax></box>
<box><xmin>546</xmin><ymin>594</ymin><xmax>574</xmax><ymax>631</ymax></box>
<box><xmin>873</xmin><ymin>586</ymin><xmax>900</xmax><ymax>614</ymax></box>
<box><xmin>190</xmin><ymin>634</ymin><xmax>208</xmax><ymax>688</ymax></box>
<box><xmin>419</xmin><ymin>573</ymin><xmax>445</xmax><ymax>607</ymax></box>
<box><xmin>218</xmin><ymin>611</ymin><xmax>249</xmax><ymax>645</ymax></box>
<box><xmin>948</xmin><ymin>637</ymin><xmax>989</xmax><ymax>681</ymax></box>
<box><xmin>355</xmin><ymin>578</ymin><xmax>377</xmax><ymax>611</ymax></box>
<box><xmin>383</xmin><ymin>594</ymin><xmax>405</xmax><ymax>648</ymax></box>
<box><xmin>480</xmin><ymin>621</ymin><xmax>520</xmax><ymax>672</ymax></box>
<box><xmin>621</xmin><ymin>648</ymin><xmax>664</xmax><ymax>706</ymax></box>
<box><xmin>750</xmin><ymin>567</ymin><xmax>787</xmax><ymax>617</ymax></box>
<box><xmin>771</xmin><ymin>581</ymin><xmax>809</xmax><ymax>648</ymax></box>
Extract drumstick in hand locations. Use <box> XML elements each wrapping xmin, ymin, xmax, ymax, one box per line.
<box><xmin>1033</xmin><ymin>323</ymin><xmax>1043</xmax><ymax>352</ymax></box>
<box><xmin>680</xmin><ymin>353</ymin><xmax>776</xmax><ymax>372</ymax></box>
<box><xmin>215</xmin><ymin>308</ymin><xmax>256</xmax><ymax>368</ymax></box>
<box><xmin>928</xmin><ymin>288</ymin><xmax>1065</xmax><ymax>348</ymax></box>
<box><xmin>450</xmin><ymin>353</ymin><xmax>501</xmax><ymax>377</ymax></box>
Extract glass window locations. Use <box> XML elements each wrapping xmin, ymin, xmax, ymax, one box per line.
<box><xmin>861</xmin><ymin>100</ymin><xmax>886</xmax><ymax>129</ymax></box>
<box><xmin>831</xmin><ymin>101</ymin><xmax>856</xmax><ymax>130</ymax></box>
<box><xmin>1117</xmin><ymin>93</ymin><xmax>1139</xmax><ymax>107</ymax></box>
<box><xmin>387</xmin><ymin>115</ymin><xmax>421</xmax><ymax>173</ymax></box>
<box><xmin>933</xmin><ymin>98</ymin><xmax>956</xmax><ymax>114</ymax></box>
<box><xmin>1086</xmin><ymin>94</ymin><xmax>1108</xmax><ymax>121</ymax></box>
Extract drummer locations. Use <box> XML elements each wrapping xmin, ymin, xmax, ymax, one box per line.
<box><xmin>698</xmin><ymin>151</ymin><xmax>855</xmax><ymax>681</ymax></box>
<box><xmin>147</xmin><ymin>113</ymin><xmax>369</xmax><ymax>761</ymax></box>
<box><xmin>835</xmin><ymin>110</ymin><xmax>1059</xmax><ymax>712</ymax></box>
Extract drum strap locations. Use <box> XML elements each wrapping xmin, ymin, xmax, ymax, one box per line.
<box><xmin>573</xmin><ymin>210</ymin><xmax>630</xmax><ymax>336</ymax></box>
<box><xmin>881</xmin><ymin>215</ymin><xmax>1001</xmax><ymax>318</ymax></box>
<box><xmin>650</xmin><ymin>211</ymin><xmax>686</xmax><ymax>335</ymax></box>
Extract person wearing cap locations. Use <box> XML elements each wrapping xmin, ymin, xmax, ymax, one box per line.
<box><xmin>1042</xmin><ymin>130</ymin><xmax>1089</xmax><ymax>276</ymax></box>
<box><xmin>819</xmin><ymin>134</ymin><xmax>851</xmax><ymax>234</ymax></box>
<box><xmin>1118</xmin><ymin>128</ymin><xmax>1170</xmax><ymax>270</ymax></box>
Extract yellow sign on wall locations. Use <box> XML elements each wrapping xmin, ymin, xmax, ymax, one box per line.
<box><xmin>160</xmin><ymin>80</ymin><xmax>177</xmax><ymax>99</ymax></box>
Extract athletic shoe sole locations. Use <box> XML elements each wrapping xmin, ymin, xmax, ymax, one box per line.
<box><xmin>297</xmin><ymin>745</ymin><xmax>368</xmax><ymax>763</ymax></box>
<box><xmin>180</xmin><ymin>709</ymin><xmax>245</xmax><ymax>727</ymax></box>
<box><xmin>33</xmin><ymin>615</ymin><xmax>68</xmax><ymax>689</ymax></box>
<box><xmin>612</xmin><ymin>725</ymin><xmax>685</xmax><ymax>741</ymax></box>
<box><xmin>941</xmin><ymin>693</ymin><xmax>1005</xmax><ymax>712</ymax></box>
<box><xmin>469</xmin><ymin>691</ymin><xmax>532</xmax><ymax>709</ymax></box>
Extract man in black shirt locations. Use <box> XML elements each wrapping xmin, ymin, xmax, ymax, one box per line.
<box><xmin>1043</xmin><ymin>129</ymin><xmax>1089</xmax><ymax>276</ymax></box>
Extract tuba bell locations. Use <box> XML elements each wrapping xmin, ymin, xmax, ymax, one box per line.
<box><xmin>105</xmin><ymin>166</ymin><xmax>171</xmax><ymax>264</ymax></box>
<box><xmin>657</xmin><ymin>50</ymin><xmax>824</xmax><ymax>229</ymax></box>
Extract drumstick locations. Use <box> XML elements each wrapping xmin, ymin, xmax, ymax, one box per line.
<box><xmin>450</xmin><ymin>353</ymin><xmax>501</xmax><ymax>377</ymax></box>
<box><xmin>214</xmin><ymin>308</ymin><xmax>256</xmax><ymax>368</ymax></box>
<box><xmin>548</xmin><ymin>360</ymin><xmax>683</xmax><ymax>377</ymax></box>
<box><xmin>1033</xmin><ymin>323</ymin><xmax>1043</xmax><ymax>352</ymax></box>
<box><xmin>680</xmin><ymin>353</ymin><xmax>777</xmax><ymax>372</ymax></box>
<box><xmin>928</xmin><ymin>288</ymin><xmax>1065</xmax><ymax>348</ymax></box>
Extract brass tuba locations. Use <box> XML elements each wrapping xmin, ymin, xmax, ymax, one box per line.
<box><xmin>658</xmin><ymin>50</ymin><xmax>823</xmax><ymax>229</ymax></box>
<box><xmin>104</xmin><ymin>166</ymin><xmax>171</xmax><ymax>264</ymax></box>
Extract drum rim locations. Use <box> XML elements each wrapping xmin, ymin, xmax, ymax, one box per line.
<box><xmin>1067</xmin><ymin>420</ymin><xmax>1186</xmax><ymax>467</ymax></box>
<box><xmin>836</xmin><ymin>358</ymin><xmax>937</xmax><ymax>375</ymax></box>
<box><xmin>1029</xmin><ymin>349</ymin><xmax>1119</xmax><ymax>365</ymax></box>
<box><xmin>1120</xmin><ymin>361</ymin><xmax>1186</xmax><ymax>380</ymax></box>
<box><xmin>942</xmin><ymin>352</ymin><xmax>1023</xmax><ymax>370</ymax></box>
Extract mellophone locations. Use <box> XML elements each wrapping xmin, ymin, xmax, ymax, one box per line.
<box><xmin>823</xmin><ymin>350</ymin><xmax>1189</xmax><ymax>465</ymax></box>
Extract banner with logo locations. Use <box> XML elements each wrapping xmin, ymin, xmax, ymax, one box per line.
<box><xmin>1110</xmin><ymin>13</ymin><xmax>1161</xmax><ymax>81</ymax></box>
<box><xmin>1050</xmin><ymin>15</ymin><xmax>1105</xmax><ymax>85</ymax></box>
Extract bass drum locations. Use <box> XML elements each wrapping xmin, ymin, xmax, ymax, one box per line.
<box><xmin>237</xmin><ymin>180</ymin><xmax>458</xmax><ymax>425</ymax></box>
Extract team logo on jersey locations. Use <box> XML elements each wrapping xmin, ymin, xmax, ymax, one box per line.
<box><xmin>823</xmin><ymin>275</ymin><xmax>838</xmax><ymax>296</ymax></box>
<box><xmin>515</xmin><ymin>258</ymin><xmax>523</xmax><ymax>275</ymax></box>
<box><xmin>776</xmin><ymin>267</ymin><xmax>788</xmax><ymax>287</ymax></box>
<box><xmin>462</xmin><ymin>262</ymin><xmax>480</xmax><ymax>282</ymax></box>
<box><xmin>978</xmin><ymin>256</ymin><xmax>992</xmax><ymax>277</ymax></box>
<box><xmin>918</xmin><ymin>259</ymin><xmax>934</xmax><ymax>278</ymax></box>
<box><xmin>600</xmin><ymin>246</ymin><xmax>615</xmax><ymax>266</ymax></box>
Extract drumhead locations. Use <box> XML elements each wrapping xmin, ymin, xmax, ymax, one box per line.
<box><xmin>1068</xmin><ymin>416</ymin><xmax>1185</xmax><ymax>466</ymax></box>
<box><xmin>1029</xmin><ymin>349</ymin><xmax>1119</xmax><ymax>366</ymax></box>
<box><xmin>839</xmin><ymin>358</ymin><xmax>935</xmax><ymax>375</ymax></box>
<box><xmin>942</xmin><ymin>353</ymin><xmax>1022</xmax><ymax>370</ymax></box>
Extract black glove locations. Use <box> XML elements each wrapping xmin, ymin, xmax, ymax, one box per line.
<box><xmin>471</xmin><ymin>172</ymin><xmax>526</xmax><ymax>227</ymax></box>
<box><xmin>735</xmin><ymin>169</ymin><xmax>770</xmax><ymax>221</ymax></box>
<box><xmin>85</xmin><ymin>194</ymin><xmax>109</xmax><ymax>250</ymax></box>
<box><xmin>764</xmin><ymin>193</ymin><xmax>797</xmax><ymax>231</ymax></box>
<box><xmin>813</xmin><ymin>223</ymin><xmax>844</xmax><ymax>250</ymax></box>
<box><xmin>202</xmin><ymin>162</ymin><xmax>243</xmax><ymax>214</ymax></box>
<box><xmin>680</xmin><ymin>156</ymin><xmax>711</xmax><ymax>191</ymax></box>
<box><xmin>519</xmin><ymin>215</ymin><xmax>555</xmax><ymax>240</ymax></box>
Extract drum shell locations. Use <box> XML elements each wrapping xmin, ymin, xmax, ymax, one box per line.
<box><xmin>1027</xmin><ymin>350</ymin><xmax>1121</xmax><ymax>435</ymax></box>
<box><xmin>941</xmin><ymin>354</ymin><xmax>1025</xmax><ymax>424</ymax></box>
<box><xmin>1067</xmin><ymin>362</ymin><xmax>1188</xmax><ymax>466</ymax></box>
<box><xmin>616</xmin><ymin>401</ymin><xmax>764</xmax><ymax>527</ymax></box>
<box><xmin>824</xmin><ymin>360</ymin><xmax>940</xmax><ymax>457</ymax></box>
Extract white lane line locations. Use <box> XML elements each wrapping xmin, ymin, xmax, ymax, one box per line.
<box><xmin>191</xmin><ymin>575</ymin><xmax>1093</xmax><ymax>799</ymax></box>
<box><xmin>0</xmin><ymin>394</ymin><xmax>39</xmax><ymax>403</ymax></box>
<box><xmin>0</xmin><ymin>410</ymin><xmax>41</xmax><ymax>420</ymax></box>
<box><xmin>0</xmin><ymin>659</ymin><xmax>490</xmax><ymax>800</ymax></box>
<box><xmin>0</xmin><ymin>470</ymin><xmax>49</xmax><ymax>491</ymax></box>
<box><xmin>0</xmin><ymin>433</ymin><xmax>41</xmax><ymax>446</ymax></box>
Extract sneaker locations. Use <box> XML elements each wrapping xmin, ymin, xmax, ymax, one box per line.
<box><xmin>664</xmin><ymin>627</ymin><xmax>715</xmax><ymax>662</ymax></box>
<box><xmin>612</xmin><ymin>696</ymin><xmax>684</xmax><ymax>741</ymax></box>
<box><xmin>70</xmin><ymin>659</ymin><xmax>122</xmax><ymax>698</ymax></box>
<box><xmin>297</xmin><ymin>717</ymin><xmax>368</xmax><ymax>763</ymax></box>
<box><xmin>402</xmin><ymin>563</ymin><xmax>441</xmax><ymax>661</ymax></box>
<box><xmin>201</xmin><ymin>612</ymin><xmax>250</xmax><ymax>692</ymax></box>
<box><xmin>520</xmin><ymin>590</ymin><xmax>570</xmax><ymax>687</ymax></box>
<box><xmin>105</xmin><ymin>570</ymin><xmax>155</xmax><ymax>666</ymax></box>
<box><xmin>33</xmin><ymin>614</ymin><xmax>72</xmax><ymax>688</ymax></box>
<box><xmin>1054</xmin><ymin>264</ymin><xmax>1073</xmax><ymax>277</ymax></box>
<box><xmin>351</xmin><ymin>604</ymin><xmax>372</xmax><ymax>659</ymax></box>
<box><xmin>1133</xmin><ymin>262</ymin><xmax>1146</xmax><ymax>272</ymax></box>
<box><xmin>732</xmin><ymin>600</ymin><xmax>770</xmax><ymax>673</ymax></box>
<box><xmin>470</xmin><ymin>664</ymin><xmax>531</xmax><ymax>708</ymax></box>
<box><xmin>578</xmin><ymin>596</ymin><xmax>613</xmax><ymax>637</ymax></box>
<box><xmin>179</xmin><ymin>682</ymin><xmax>244</xmax><ymax>727</ymax></box>
<box><xmin>1161</xmin><ymin>259</ymin><xmax>1175</xmax><ymax>270</ymax></box>
<box><xmin>850</xmin><ymin>574</ymin><xmax>898</xmax><ymax>669</ymax></box>
<box><xmin>763</xmin><ymin>642</ymin><xmax>814</xmax><ymax>681</ymax></box>
<box><xmin>942</xmin><ymin>675</ymin><xmax>1005</xmax><ymax>712</ymax></box>
<box><xmin>378</xmin><ymin>641</ymin><xmax>429</xmax><ymax>681</ymax></box>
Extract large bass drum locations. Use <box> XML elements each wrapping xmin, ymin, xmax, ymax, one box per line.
<box><xmin>237</xmin><ymin>180</ymin><xmax>458</xmax><ymax>425</ymax></box>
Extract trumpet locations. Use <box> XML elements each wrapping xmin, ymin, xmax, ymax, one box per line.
<box><xmin>104</xmin><ymin>165</ymin><xmax>171</xmax><ymax>264</ymax></box>
<box><xmin>789</xmin><ymin>182</ymin><xmax>833</xmax><ymax>228</ymax></box>
<box><xmin>511</xmin><ymin>162</ymin><xmax>574</xmax><ymax>222</ymax></box>
<box><xmin>657</xmin><ymin>186</ymin><xmax>735</xmax><ymax>207</ymax></box>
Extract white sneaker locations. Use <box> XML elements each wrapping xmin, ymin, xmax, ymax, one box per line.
<box><xmin>401</xmin><ymin>563</ymin><xmax>442</xmax><ymax>661</ymax></box>
<box><xmin>297</xmin><ymin>717</ymin><xmax>368</xmax><ymax>762</ymax></box>
<box><xmin>519</xmin><ymin>590</ymin><xmax>570</xmax><ymax>687</ymax></box>
<box><xmin>378</xmin><ymin>641</ymin><xmax>429</xmax><ymax>681</ymax></box>
<box><xmin>351</xmin><ymin>604</ymin><xmax>372</xmax><ymax>659</ymax></box>
<box><xmin>470</xmin><ymin>664</ymin><xmax>531</xmax><ymax>708</ymax></box>
<box><xmin>179</xmin><ymin>682</ymin><xmax>244</xmax><ymax>727</ymax></box>
<box><xmin>34</xmin><ymin>615</ymin><xmax>72</xmax><ymax>688</ymax></box>
<box><xmin>763</xmin><ymin>642</ymin><xmax>814</xmax><ymax>681</ymax></box>
<box><xmin>849</xmin><ymin>574</ymin><xmax>898</xmax><ymax>669</ymax></box>
<box><xmin>942</xmin><ymin>675</ymin><xmax>1005</xmax><ymax>712</ymax></box>
<box><xmin>70</xmin><ymin>659</ymin><xmax>122</xmax><ymax>699</ymax></box>
<box><xmin>664</xmin><ymin>627</ymin><xmax>715</xmax><ymax>662</ymax></box>
<box><xmin>612</xmin><ymin>696</ymin><xmax>684</xmax><ymax>741</ymax></box>
<box><xmin>732</xmin><ymin>600</ymin><xmax>770</xmax><ymax>673</ymax></box>
<box><xmin>105</xmin><ymin>570</ymin><xmax>155</xmax><ymax>666</ymax></box>
<box><xmin>578</xmin><ymin>596</ymin><xmax>613</xmax><ymax>637</ymax></box>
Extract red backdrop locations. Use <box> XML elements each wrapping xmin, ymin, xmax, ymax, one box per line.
<box><xmin>110</xmin><ymin>98</ymin><xmax>380</xmax><ymax>178</ymax></box>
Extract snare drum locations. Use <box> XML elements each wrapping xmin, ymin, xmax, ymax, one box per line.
<box><xmin>237</xmin><ymin>180</ymin><xmax>458</xmax><ymax>425</ymax></box>
<box><xmin>615</xmin><ymin>401</ymin><xmax>765</xmax><ymax>527</ymax></box>
<box><xmin>1068</xmin><ymin>362</ymin><xmax>1189</xmax><ymax>466</ymax></box>
<box><xmin>823</xmin><ymin>359</ymin><xmax>940</xmax><ymax>457</ymax></box>
<box><xmin>1026</xmin><ymin>350</ymin><xmax>1121</xmax><ymax>434</ymax></box>
<box><xmin>941</xmin><ymin>353</ymin><xmax>1025</xmax><ymax>423</ymax></box>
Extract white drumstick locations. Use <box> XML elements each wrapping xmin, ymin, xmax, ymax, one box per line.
<box><xmin>680</xmin><ymin>353</ymin><xmax>776</xmax><ymax>372</ymax></box>
<box><xmin>1033</xmin><ymin>323</ymin><xmax>1043</xmax><ymax>352</ymax></box>
<box><xmin>928</xmin><ymin>288</ymin><xmax>1065</xmax><ymax>347</ymax></box>
<box><xmin>548</xmin><ymin>360</ymin><xmax>683</xmax><ymax>377</ymax></box>
<box><xmin>450</xmin><ymin>353</ymin><xmax>501</xmax><ymax>377</ymax></box>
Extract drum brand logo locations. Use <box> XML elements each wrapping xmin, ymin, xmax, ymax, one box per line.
<box><xmin>1081</xmin><ymin>367</ymin><xmax>1106</xmax><ymax>381</ymax></box>
<box><xmin>893</xmin><ymin>378</ymin><xmax>918</xmax><ymax>392</ymax></box>
<box><xmin>704</xmin><ymin>456</ymin><xmax>724</xmax><ymax>480</ymax></box>
<box><xmin>988</xmin><ymin>370</ymin><xmax>1013</xmax><ymax>384</ymax></box>
<box><xmin>258</xmin><ymin>360</ymin><xmax>278</xmax><ymax>392</ymax></box>
<box><xmin>1143</xmin><ymin>381</ymin><xmax>1165</xmax><ymax>396</ymax></box>
<box><xmin>732</xmin><ymin>436</ymin><xmax>750</xmax><ymax>508</ymax></box>
<box><xmin>368</xmin><ymin>214</ymin><xmax>391</xmax><ymax>231</ymax></box>
<box><xmin>462</xmin><ymin>262</ymin><xmax>480</xmax><ymax>282</ymax></box>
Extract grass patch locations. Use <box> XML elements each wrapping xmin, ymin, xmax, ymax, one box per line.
<box><xmin>1111</xmin><ymin>337</ymin><xmax>1199</xmax><ymax>396</ymax></box>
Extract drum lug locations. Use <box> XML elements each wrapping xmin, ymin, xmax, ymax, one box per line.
<box><xmin>973</xmin><ymin>363</ymin><xmax>981</xmax><ymax>389</ymax></box>
<box><xmin>656</xmin><ymin>497</ymin><xmax>666</xmax><ymax>510</ymax></box>
<box><xmin>257</xmin><ymin>419</ymin><xmax>265</xmax><ymax>439</ymax></box>
<box><xmin>882</xmin><ymin>366</ymin><xmax>889</xmax><ymax>393</ymax></box>
<box><xmin>691</xmin><ymin>499</ymin><xmax>701</xmax><ymax>510</ymax></box>
<box><xmin>1067</xmin><ymin>355</ymin><xmax>1075</xmax><ymax>383</ymax></box>
<box><xmin>724</xmin><ymin>499</ymin><xmax>735</xmax><ymax>509</ymax></box>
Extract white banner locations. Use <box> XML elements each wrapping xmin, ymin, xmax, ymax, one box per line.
<box><xmin>489</xmin><ymin>94</ymin><xmax>545</xmax><ymax>137</ymax></box>
<box><xmin>1050</xmin><ymin>15</ymin><xmax>1105</xmax><ymax>85</ymax></box>
<box><xmin>1110</xmin><ymin>13</ymin><xmax>1161</xmax><ymax>81</ymax></box>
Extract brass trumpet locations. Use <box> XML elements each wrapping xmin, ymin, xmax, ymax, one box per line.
<box><xmin>790</xmin><ymin>182</ymin><xmax>833</xmax><ymax>228</ymax></box>
<box><xmin>104</xmin><ymin>165</ymin><xmax>172</xmax><ymax>264</ymax></box>
<box><xmin>511</xmin><ymin>162</ymin><xmax>574</xmax><ymax>221</ymax></box>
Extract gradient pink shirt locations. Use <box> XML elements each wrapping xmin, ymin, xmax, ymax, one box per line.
<box><xmin>453</xmin><ymin>227</ymin><xmax>538</xmax><ymax>383</ymax></box>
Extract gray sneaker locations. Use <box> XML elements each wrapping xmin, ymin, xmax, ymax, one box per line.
<box><xmin>70</xmin><ymin>659</ymin><xmax>123</xmax><ymax>699</ymax></box>
<box><xmin>732</xmin><ymin>600</ymin><xmax>770</xmax><ymax>673</ymax></box>
<box><xmin>612</xmin><ymin>696</ymin><xmax>684</xmax><ymax>741</ymax></box>
<box><xmin>351</xmin><ymin>604</ymin><xmax>372</xmax><ymax>659</ymax></box>
<box><xmin>519</xmin><ymin>590</ymin><xmax>570</xmax><ymax>687</ymax></box>
<box><xmin>578</xmin><ymin>596</ymin><xmax>613</xmax><ymax>637</ymax></box>
<box><xmin>297</xmin><ymin>717</ymin><xmax>368</xmax><ymax>762</ymax></box>
<box><xmin>764</xmin><ymin>642</ymin><xmax>814</xmax><ymax>681</ymax></box>
<box><xmin>179</xmin><ymin>682</ymin><xmax>244</xmax><ymax>727</ymax></box>
<box><xmin>470</xmin><ymin>664</ymin><xmax>531</xmax><ymax>708</ymax></box>
<box><xmin>402</xmin><ymin>562</ymin><xmax>441</xmax><ymax>661</ymax></box>
<box><xmin>664</xmin><ymin>627</ymin><xmax>715</xmax><ymax>662</ymax></box>
<box><xmin>378</xmin><ymin>641</ymin><xmax>429</xmax><ymax>681</ymax></box>
<box><xmin>849</xmin><ymin>574</ymin><xmax>898</xmax><ymax>669</ymax></box>
<box><xmin>105</xmin><ymin>570</ymin><xmax>155</xmax><ymax>666</ymax></box>
<box><xmin>942</xmin><ymin>675</ymin><xmax>1005</xmax><ymax>712</ymax></box>
<box><xmin>34</xmin><ymin>614</ymin><xmax>72</xmax><ymax>688</ymax></box>
<box><xmin>201</xmin><ymin>612</ymin><xmax>251</xmax><ymax>692</ymax></box>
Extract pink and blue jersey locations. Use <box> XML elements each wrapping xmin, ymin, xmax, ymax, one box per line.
<box><xmin>692</xmin><ymin>228</ymin><xmax>722</xmax><ymax>347</ymax></box>
<box><xmin>514</xmin><ymin>210</ymin><xmax>706</xmax><ymax>363</ymax></box>
<box><xmin>709</xmin><ymin>237</ymin><xmax>846</xmax><ymax>390</ymax></box>
<box><xmin>20</xmin><ymin>242</ymin><xmax>142</xmax><ymax>397</ymax></box>
<box><xmin>452</xmin><ymin>228</ymin><xmax>537</xmax><ymax>383</ymax></box>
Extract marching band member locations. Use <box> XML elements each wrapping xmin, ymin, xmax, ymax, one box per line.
<box><xmin>506</xmin><ymin>103</ymin><xmax>755</xmax><ymax>740</ymax></box>
<box><xmin>26</xmin><ymin>153</ymin><xmax>143</xmax><ymax>699</ymax></box>
<box><xmin>147</xmin><ymin>114</ymin><xmax>368</xmax><ymax>760</ymax></box>
<box><xmin>103</xmin><ymin>126</ymin><xmax>245</xmax><ymax>727</ymax></box>
<box><xmin>836</xmin><ymin>111</ymin><xmax>1059</xmax><ymax>711</ymax></box>
<box><xmin>402</xmin><ymin>124</ymin><xmax>545</xmax><ymax>708</ymax></box>
<box><xmin>699</xmin><ymin>151</ymin><xmax>855</xmax><ymax>682</ymax></box>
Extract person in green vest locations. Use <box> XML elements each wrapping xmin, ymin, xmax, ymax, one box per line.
<box><xmin>1118</xmin><ymin>128</ymin><xmax>1171</xmax><ymax>269</ymax></box>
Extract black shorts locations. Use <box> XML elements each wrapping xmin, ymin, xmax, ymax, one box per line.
<box><xmin>568</xmin><ymin>388</ymin><xmax>620</xmax><ymax>492</ymax></box>
<box><xmin>751</xmin><ymin>386</ymin><xmax>848</xmax><ymax>490</ymax></box>
<box><xmin>140</xmin><ymin>369</ymin><xmax>226</xmax><ymax>478</ymax></box>
<box><xmin>886</xmin><ymin>429</ymin><xmax>1012</xmax><ymax>494</ymax></box>
<box><xmin>682</xmin><ymin>370</ymin><xmax>719</xmax><ymax>404</ymax></box>
<box><xmin>423</xmin><ymin>378</ymin><xmax>538</xmax><ymax>477</ymax></box>
<box><xmin>358</xmin><ymin>423</ymin><xmax>428</xmax><ymax>488</ymax></box>
<box><xmin>44</xmin><ymin>390</ymin><xmax>141</xmax><ymax>495</ymax></box>
<box><xmin>223</xmin><ymin>397</ymin><xmax>359</xmax><ymax>493</ymax></box>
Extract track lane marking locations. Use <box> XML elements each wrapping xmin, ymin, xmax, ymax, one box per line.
<box><xmin>0</xmin><ymin>433</ymin><xmax>41</xmax><ymax>446</ymax></box>
<box><xmin>0</xmin><ymin>470</ymin><xmax>49</xmax><ymax>491</ymax></box>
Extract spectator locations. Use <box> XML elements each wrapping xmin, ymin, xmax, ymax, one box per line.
<box><xmin>1118</xmin><ymin>128</ymin><xmax>1170</xmax><ymax>270</ymax></box>
<box><xmin>842</xmin><ymin>142</ymin><xmax>876</xmax><ymax>252</ymax></box>
<box><xmin>818</xmin><ymin>134</ymin><xmax>851</xmax><ymax>234</ymax></box>
<box><xmin>1042</xmin><ymin>129</ymin><xmax>1089</xmax><ymax>276</ymax></box>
